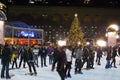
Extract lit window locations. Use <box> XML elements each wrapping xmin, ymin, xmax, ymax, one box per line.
<box><xmin>56</xmin><ymin>34</ymin><xmax>58</xmax><ymax>36</ymax></box>
<box><xmin>92</xmin><ymin>26</ymin><xmax>94</xmax><ymax>28</ymax></box>
<box><xmin>8</xmin><ymin>0</ymin><xmax>13</xmax><ymax>2</ymax></box>
<box><xmin>84</xmin><ymin>0</ymin><xmax>91</xmax><ymax>4</ymax></box>
<box><xmin>60</xmin><ymin>26</ymin><xmax>63</xmax><ymax>28</ymax></box>
<box><xmin>29</xmin><ymin>0</ymin><xmax>35</xmax><ymax>4</ymax></box>
<box><xmin>58</xmin><ymin>1</ymin><xmax>63</xmax><ymax>4</ymax></box>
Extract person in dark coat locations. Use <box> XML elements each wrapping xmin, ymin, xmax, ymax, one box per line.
<box><xmin>52</xmin><ymin>45</ymin><xmax>59</xmax><ymax>62</ymax></box>
<box><xmin>26</xmin><ymin>47</ymin><xmax>37</xmax><ymax>75</ymax></box>
<box><xmin>18</xmin><ymin>46</ymin><xmax>27</xmax><ymax>68</ymax></box>
<box><xmin>118</xmin><ymin>46</ymin><xmax>120</xmax><ymax>65</ymax></box>
<box><xmin>39</xmin><ymin>46</ymin><xmax>47</xmax><ymax>67</ymax></box>
<box><xmin>105</xmin><ymin>46</ymin><xmax>112</xmax><ymax>69</ymax></box>
<box><xmin>96</xmin><ymin>47</ymin><xmax>103</xmax><ymax>65</ymax></box>
<box><xmin>1</xmin><ymin>43</ymin><xmax>11</xmax><ymax>79</ymax></box>
<box><xmin>89</xmin><ymin>47</ymin><xmax>95</xmax><ymax>69</ymax></box>
<box><xmin>82</xmin><ymin>46</ymin><xmax>90</xmax><ymax>69</ymax></box>
<box><xmin>51</xmin><ymin>47</ymin><xmax>67</xmax><ymax>80</ymax></box>
<box><xmin>111</xmin><ymin>47</ymin><xmax>117</xmax><ymax>68</ymax></box>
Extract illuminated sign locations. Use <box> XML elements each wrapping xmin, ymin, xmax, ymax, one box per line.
<box><xmin>21</xmin><ymin>31</ymin><xmax>35</xmax><ymax>37</ymax></box>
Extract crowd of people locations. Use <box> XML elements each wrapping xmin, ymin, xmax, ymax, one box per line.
<box><xmin>0</xmin><ymin>42</ymin><xmax>120</xmax><ymax>80</ymax></box>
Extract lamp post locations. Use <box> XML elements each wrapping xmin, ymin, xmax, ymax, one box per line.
<box><xmin>106</xmin><ymin>24</ymin><xmax>119</xmax><ymax>47</ymax></box>
<box><xmin>0</xmin><ymin>10</ymin><xmax>7</xmax><ymax>45</ymax></box>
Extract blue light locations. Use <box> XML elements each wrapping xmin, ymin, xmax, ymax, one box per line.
<box><xmin>21</xmin><ymin>31</ymin><xmax>35</xmax><ymax>37</ymax></box>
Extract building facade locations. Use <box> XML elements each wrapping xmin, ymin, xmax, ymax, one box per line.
<box><xmin>7</xmin><ymin>5</ymin><xmax>120</xmax><ymax>42</ymax></box>
<box><xmin>4</xmin><ymin>22</ymin><xmax>44</xmax><ymax>45</ymax></box>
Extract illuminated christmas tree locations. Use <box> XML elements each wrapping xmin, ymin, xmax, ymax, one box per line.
<box><xmin>67</xmin><ymin>13</ymin><xmax>86</xmax><ymax>46</ymax></box>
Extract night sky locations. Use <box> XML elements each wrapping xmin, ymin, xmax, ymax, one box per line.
<box><xmin>1</xmin><ymin>0</ymin><xmax>120</xmax><ymax>8</ymax></box>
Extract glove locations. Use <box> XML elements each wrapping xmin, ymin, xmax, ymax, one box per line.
<box><xmin>51</xmin><ymin>66</ymin><xmax>55</xmax><ymax>71</ymax></box>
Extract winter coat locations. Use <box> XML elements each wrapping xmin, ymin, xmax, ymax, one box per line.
<box><xmin>65</xmin><ymin>49</ymin><xmax>72</xmax><ymax>62</ymax></box>
<box><xmin>41</xmin><ymin>48</ymin><xmax>47</xmax><ymax>56</ymax></box>
<box><xmin>52</xmin><ymin>50</ymin><xmax>67</xmax><ymax>71</ymax></box>
<box><xmin>112</xmin><ymin>49</ymin><xmax>117</xmax><ymax>58</ymax></box>
<box><xmin>33</xmin><ymin>48</ymin><xmax>39</xmax><ymax>55</ymax></box>
<box><xmin>48</xmin><ymin>47</ymin><xmax>54</xmax><ymax>56</ymax></box>
<box><xmin>26</xmin><ymin>49</ymin><xmax>34</xmax><ymax>62</ymax></box>
<box><xmin>19</xmin><ymin>47</ymin><xmax>25</xmax><ymax>57</ymax></box>
<box><xmin>1</xmin><ymin>45</ymin><xmax>11</xmax><ymax>64</ymax></box>
<box><xmin>83</xmin><ymin>48</ymin><xmax>89</xmax><ymax>58</ymax></box>
<box><xmin>75</xmin><ymin>48</ymin><xmax>83</xmax><ymax>60</ymax></box>
<box><xmin>97</xmin><ymin>49</ymin><xmax>103</xmax><ymax>57</ymax></box>
<box><xmin>52</xmin><ymin>48</ymin><xmax>59</xmax><ymax>59</ymax></box>
<box><xmin>12</xmin><ymin>53</ymin><xmax>18</xmax><ymax>62</ymax></box>
<box><xmin>106</xmin><ymin>53</ymin><xmax>111</xmax><ymax>60</ymax></box>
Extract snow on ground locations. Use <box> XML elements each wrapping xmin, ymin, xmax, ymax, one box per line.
<box><xmin>0</xmin><ymin>55</ymin><xmax>120</xmax><ymax>80</ymax></box>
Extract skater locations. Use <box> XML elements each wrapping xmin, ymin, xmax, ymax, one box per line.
<box><xmin>11</xmin><ymin>49</ymin><xmax>18</xmax><ymax>69</ymax></box>
<box><xmin>40</xmin><ymin>46</ymin><xmax>47</xmax><ymax>67</ymax></box>
<box><xmin>82</xmin><ymin>46</ymin><xmax>90</xmax><ymax>69</ymax></box>
<box><xmin>51</xmin><ymin>47</ymin><xmax>67</xmax><ymax>80</ymax></box>
<box><xmin>65</xmin><ymin>46</ymin><xmax>72</xmax><ymax>78</ymax></box>
<box><xmin>1</xmin><ymin>43</ymin><xmax>11</xmax><ymax>79</ymax></box>
<box><xmin>18</xmin><ymin>46</ymin><xmax>27</xmax><ymax>68</ymax></box>
<box><xmin>89</xmin><ymin>47</ymin><xmax>95</xmax><ymax>69</ymax></box>
<box><xmin>48</xmin><ymin>46</ymin><xmax>54</xmax><ymax>65</ymax></box>
<box><xmin>26</xmin><ymin>47</ymin><xmax>37</xmax><ymax>75</ymax></box>
<box><xmin>105</xmin><ymin>52</ymin><xmax>112</xmax><ymax>69</ymax></box>
<box><xmin>75</xmin><ymin>45</ymin><xmax>83</xmax><ymax>74</ymax></box>
<box><xmin>111</xmin><ymin>47</ymin><xmax>117</xmax><ymax>68</ymax></box>
<box><xmin>96</xmin><ymin>47</ymin><xmax>103</xmax><ymax>65</ymax></box>
<box><xmin>118</xmin><ymin>46</ymin><xmax>120</xmax><ymax>65</ymax></box>
<box><xmin>105</xmin><ymin>46</ymin><xmax>112</xmax><ymax>69</ymax></box>
<box><xmin>33</xmin><ymin>46</ymin><xmax>39</xmax><ymax>67</ymax></box>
